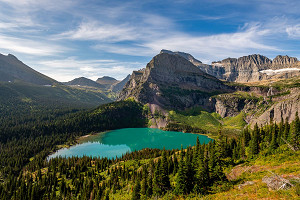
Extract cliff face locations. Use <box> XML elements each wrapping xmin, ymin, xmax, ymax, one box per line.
<box><xmin>120</xmin><ymin>50</ymin><xmax>300</xmax><ymax>129</ymax></box>
<box><xmin>119</xmin><ymin>53</ymin><xmax>231</xmax><ymax>110</ymax></box>
<box><xmin>162</xmin><ymin>50</ymin><xmax>300</xmax><ymax>83</ymax></box>
<box><xmin>249</xmin><ymin>88</ymin><xmax>300</xmax><ymax>127</ymax></box>
<box><xmin>111</xmin><ymin>74</ymin><xmax>131</xmax><ymax>92</ymax></box>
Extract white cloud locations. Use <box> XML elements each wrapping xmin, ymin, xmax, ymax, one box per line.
<box><xmin>94</xmin><ymin>23</ymin><xmax>279</xmax><ymax>63</ymax></box>
<box><xmin>36</xmin><ymin>57</ymin><xmax>143</xmax><ymax>81</ymax></box>
<box><xmin>286</xmin><ymin>24</ymin><xmax>300</xmax><ymax>38</ymax></box>
<box><xmin>0</xmin><ymin>35</ymin><xmax>68</xmax><ymax>56</ymax></box>
<box><xmin>57</xmin><ymin>21</ymin><xmax>139</xmax><ymax>42</ymax></box>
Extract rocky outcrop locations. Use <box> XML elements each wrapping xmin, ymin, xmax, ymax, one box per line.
<box><xmin>162</xmin><ymin>50</ymin><xmax>300</xmax><ymax>83</ymax></box>
<box><xmin>249</xmin><ymin>88</ymin><xmax>300</xmax><ymax>127</ymax></box>
<box><xmin>272</xmin><ymin>55</ymin><xmax>299</xmax><ymax>68</ymax></box>
<box><xmin>111</xmin><ymin>74</ymin><xmax>131</xmax><ymax>93</ymax></box>
<box><xmin>119</xmin><ymin>53</ymin><xmax>232</xmax><ymax>110</ymax></box>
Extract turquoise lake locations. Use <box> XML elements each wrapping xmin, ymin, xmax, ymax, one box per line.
<box><xmin>48</xmin><ymin>128</ymin><xmax>212</xmax><ymax>159</ymax></box>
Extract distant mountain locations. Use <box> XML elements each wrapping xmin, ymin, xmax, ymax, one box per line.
<box><xmin>0</xmin><ymin>53</ymin><xmax>57</xmax><ymax>85</ymax></box>
<box><xmin>96</xmin><ymin>76</ymin><xmax>119</xmax><ymax>89</ymax></box>
<box><xmin>64</xmin><ymin>77</ymin><xmax>105</xmax><ymax>89</ymax></box>
<box><xmin>119</xmin><ymin>53</ymin><xmax>231</xmax><ymax>110</ymax></box>
<box><xmin>0</xmin><ymin>81</ymin><xmax>112</xmax><ymax>118</ymax></box>
<box><xmin>0</xmin><ymin>53</ymin><xmax>113</xmax><ymax>114</ymax></box>
<box><xmin>162</xmin><ymin>50</ymin><xmax>300</xmax><ymax>82</ymax></box>
<box><xmin>111</xmin><ymin>74</ymin><xmax>131</xmax><ymax>93</ymax></box>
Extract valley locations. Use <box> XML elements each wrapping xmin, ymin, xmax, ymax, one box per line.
<box><xmin>0</xmin><ymin>50</ymin><xmax>299</xmax><ymax>200</ymax></box>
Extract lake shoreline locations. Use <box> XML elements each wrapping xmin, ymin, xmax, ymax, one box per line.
<box><xmin>48</xmin><ymin>128</ymin><xmax>213</xmax><ymax>160</ymax></box>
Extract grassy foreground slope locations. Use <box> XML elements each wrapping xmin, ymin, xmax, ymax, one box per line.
<box><xmin>203</xmin><ymin>148</ymin><xmax>300</xmax><ymax>200</ymax></box>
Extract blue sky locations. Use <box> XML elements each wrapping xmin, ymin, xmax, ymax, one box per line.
<box><xmin>0</xmin><ymin>0</ymin><xmax>300</xmax><ymax>81</ymax></box>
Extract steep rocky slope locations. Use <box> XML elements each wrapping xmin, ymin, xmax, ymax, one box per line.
<box><xmin>119</xmin><ymin>53</ymin><xmax>232</xmax><ymax>111</ymax></box>
<box><xmin>111</xmin><ymin>74</ymin><xmax>131</xmax><ymax>93</ymax></box>
<box><xmin>162</xmin><ymin>50</ymin><xmax>300</xmax><ymax>83</ymax></box>
<box><xmin>214</xmin><ymin>54</ymin><xmax>300</xmax><ymax>82</ymax></box>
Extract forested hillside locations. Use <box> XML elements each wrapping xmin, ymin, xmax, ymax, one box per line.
<box><xmin>0</xmin><ymin>114</ymin><xmax>299</xmax><ymax>199</ymax></box>
<box><xmin>0</xmin><ymin>100</ymin><xmax>147</xmax><ymax>179</ymax></box>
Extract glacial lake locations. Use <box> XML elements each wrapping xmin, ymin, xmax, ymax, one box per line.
<box><xmin>48</xmin><ymin>128</ymin><xmax>212</xmax><ymax>159</ymax></box>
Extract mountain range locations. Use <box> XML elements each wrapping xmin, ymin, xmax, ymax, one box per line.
<box><xmin>1</xmin><ymin>51</ymin><xmax>300</xmax><ymax>131</ymax></box>
<box><xmin>119</xmin><ymin>50</ymin><xmax>300</xmax><ymax>130</ymax></box>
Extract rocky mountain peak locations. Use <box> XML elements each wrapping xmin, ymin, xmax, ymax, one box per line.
<box><xmin>272</xmin><ymin>55</ymin><xmax>298</xmax><ymax>67</ymax></box>
<box><xmin>236</xmin><ymin>54</ymin><xmax>272</xmax><ymax>68</ymax></box>
<box><xmin>119</xmin><ymin>52</ymin><xmax>231</xmax><ymax>110</ymax></box>
<box><xmin>160</xmin><ymin>49</ymin><xmax>203</xmax><ymax>66</ymax></box>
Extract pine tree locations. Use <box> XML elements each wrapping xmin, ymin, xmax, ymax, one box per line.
<box><xmin>283</xmin><ymin>117</ymin><xmax>290</xmax><ymax>140</ymax></box>
<box><xmin>250</xmin><ymin>123</ymin><xmax>259</xmax><ymax>157</ymax></box>
<box><xmin>269</xmin><ymin>123</ymin><xmax>278</xmax><ymax>152</ymax></box>
<box><xmin>140</xmin><ymin>166</ymin><xmax>148</xmax><ymax>196</ymax></box>
<box><xmin>131</xmin><ymin>180</ymin><xmax>141</xmax><ymax>200</ymax></box>
<box><xmin>194</xmin><ymin>156</ymin><xmax>209</xmax><ymax>194</ymax></box>
<box><xmin>290</xmin><ymin>112</ymin><xmax>300</xmax><ymax>149</ymax></box>
<box><xmin>243</xmin><ymin>127</ymin><xmax>251</xmax><ymax>147</ymax></box>
<box><xmin>174</xmin><ymin>146</ymin><xmax>188</xmax><ymax>195</ymax></box>
<box><xmin>185</xmin><ymin>149</ymin><xmax>194</xmax><ymax>193</ymax></box>
<box><xmin>153</xmin><ymin>159</ymin><xmax>161</xmax><ymax>195</ymax></box>
<box><xmin>160</xmin><ymin>150</ymin><xmax>170</xmax><ymax>192</ymax></box>
<box><xmin>146</xmin><ymin>173</ymin><xmax>153</xmax><ymax>197</ymax></box>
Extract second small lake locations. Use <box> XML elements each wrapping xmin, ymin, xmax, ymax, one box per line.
<box><xmin>48</xmin><ymin>128</ymin><xmax>212</xmax><ymax>159</ymax></box>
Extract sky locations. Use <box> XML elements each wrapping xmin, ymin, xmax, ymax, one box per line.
<box><xmin>1</xmin><ymin>0</ymin><xmax>300</xmax><ymax>82</ymax></box>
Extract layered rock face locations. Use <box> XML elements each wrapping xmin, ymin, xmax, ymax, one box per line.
<box><xmin>249</xmin><ymin>88</ymin><xmax>300</xmax><ymax>127</ymax></box>
<box><xmin>160</xmin><ymin>50</ymin><xmax>225</xmax><ymax>79</ymax></box>
<box><xmin>119</xmin><ymin>53</ymin><xmax>231</xmax><ymax>110</ymax></box>
<box><xmin>162</xmin><ymin>50</ymin><xmax>300</xmax><ymax>83</ymax></box>
<box><xmin>211</xmin><ymin>55</ymin><xmax>300</xmax><ymax>82</ymax></box>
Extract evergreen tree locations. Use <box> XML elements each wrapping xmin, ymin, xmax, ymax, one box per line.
<box><xmin>153</xmin><ymin>159</ymin><xmax>162</xmax><ymax>195</ymax></box>
<box><xmin>174</xmin><ymin>146</ymin><xmax>188</xmax><ymax>195</ymax></box>
<box><xmin>194</xmin><ymin>156</ymin><xmax>209</xmax><ymax>194</ymax></box>
<box><xmin>250</xmin><ymin>123</ymin><xmax>259</xmax><ymax>157</ymax></box>
<box><xmin>283</xmin><ymin>117</ymin><xmax>290</xmax><ymax>140</ymax></box>
<box><xmin>160</xmin><ymin>150</ymin><xmax>171</xmax><ymax>192</ymax></box>
<box><xmin>290</xmin><ymin>112</ymin><xmax>300</xmax><ymax>149</ymax></box>
<box><xmin>131</xmin><ymin>180</ymin><xmax>141</xmax><ymax>200</ymax></box>
<box><xmin>146</xmin><ymin>173</ymin><xmax>153</xmax><ymax>197</ymax></box>
<box><xmin>243</xmin><ymin>127</ymin><xmax>251</xmax><ymax>147</ymax></box>
<box><xmin>269</xmin><ymin>123</ymin><xmax>279</xmax><ymax>152</ymax></box>
<box><xmin>140</xmin><ymin>167</ymin><xmax>148</xmax><ymax>196</ymax></box>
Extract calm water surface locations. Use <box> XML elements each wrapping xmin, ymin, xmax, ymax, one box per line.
<box><xmin>48</xmin><ymin>128</ymin><xmax>212</xmax><ymax>159</ymax></box>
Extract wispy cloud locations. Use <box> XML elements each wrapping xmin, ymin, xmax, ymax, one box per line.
<box><xmin>36</xmin><ymin>57</ymin><xmax>143</xmax><ymax>81</ymax></box>
<box><xmin>94</xmin><ymin>22</ymin><xmax>280</xmax><ymax>63</ymax></box>
<box><xmin>57</xmin><ymin>21</ymin><xmax>139</xmax><ymax>42</ymax></box>
<box><xmin>0</xmin><ymin>34</ymin><xmax>68</xmax><ymax>56</ymax></box>
<box><xmin>0</xmin><ymin>0</ymin><xmax>300</xmax><ymax>81</ymax></box>
<box><xmin>286</xmin><ymin>24</ymin><xmax>300</xmax><ymax>39</ymax></box>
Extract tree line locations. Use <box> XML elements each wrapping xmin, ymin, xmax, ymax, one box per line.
<box><xmin>0</xmin><ymin>113</ymin><xmax>298</xmax><ymax>199</ymax></box>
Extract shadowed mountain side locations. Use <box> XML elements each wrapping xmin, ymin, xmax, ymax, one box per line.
<box><xmin>64</xmin><ymin>77</ymin><xmax>106</xmax><ymax>89</ymax></box>
<box><xmin>119</xmin><ymin>53</ymin><xmax>232</xmax><ymax>111</ymax></box>
<box><xmin>0</xmin><ymin>53</ymin><xmax>57</xmax><ymax>85</ymax></box>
